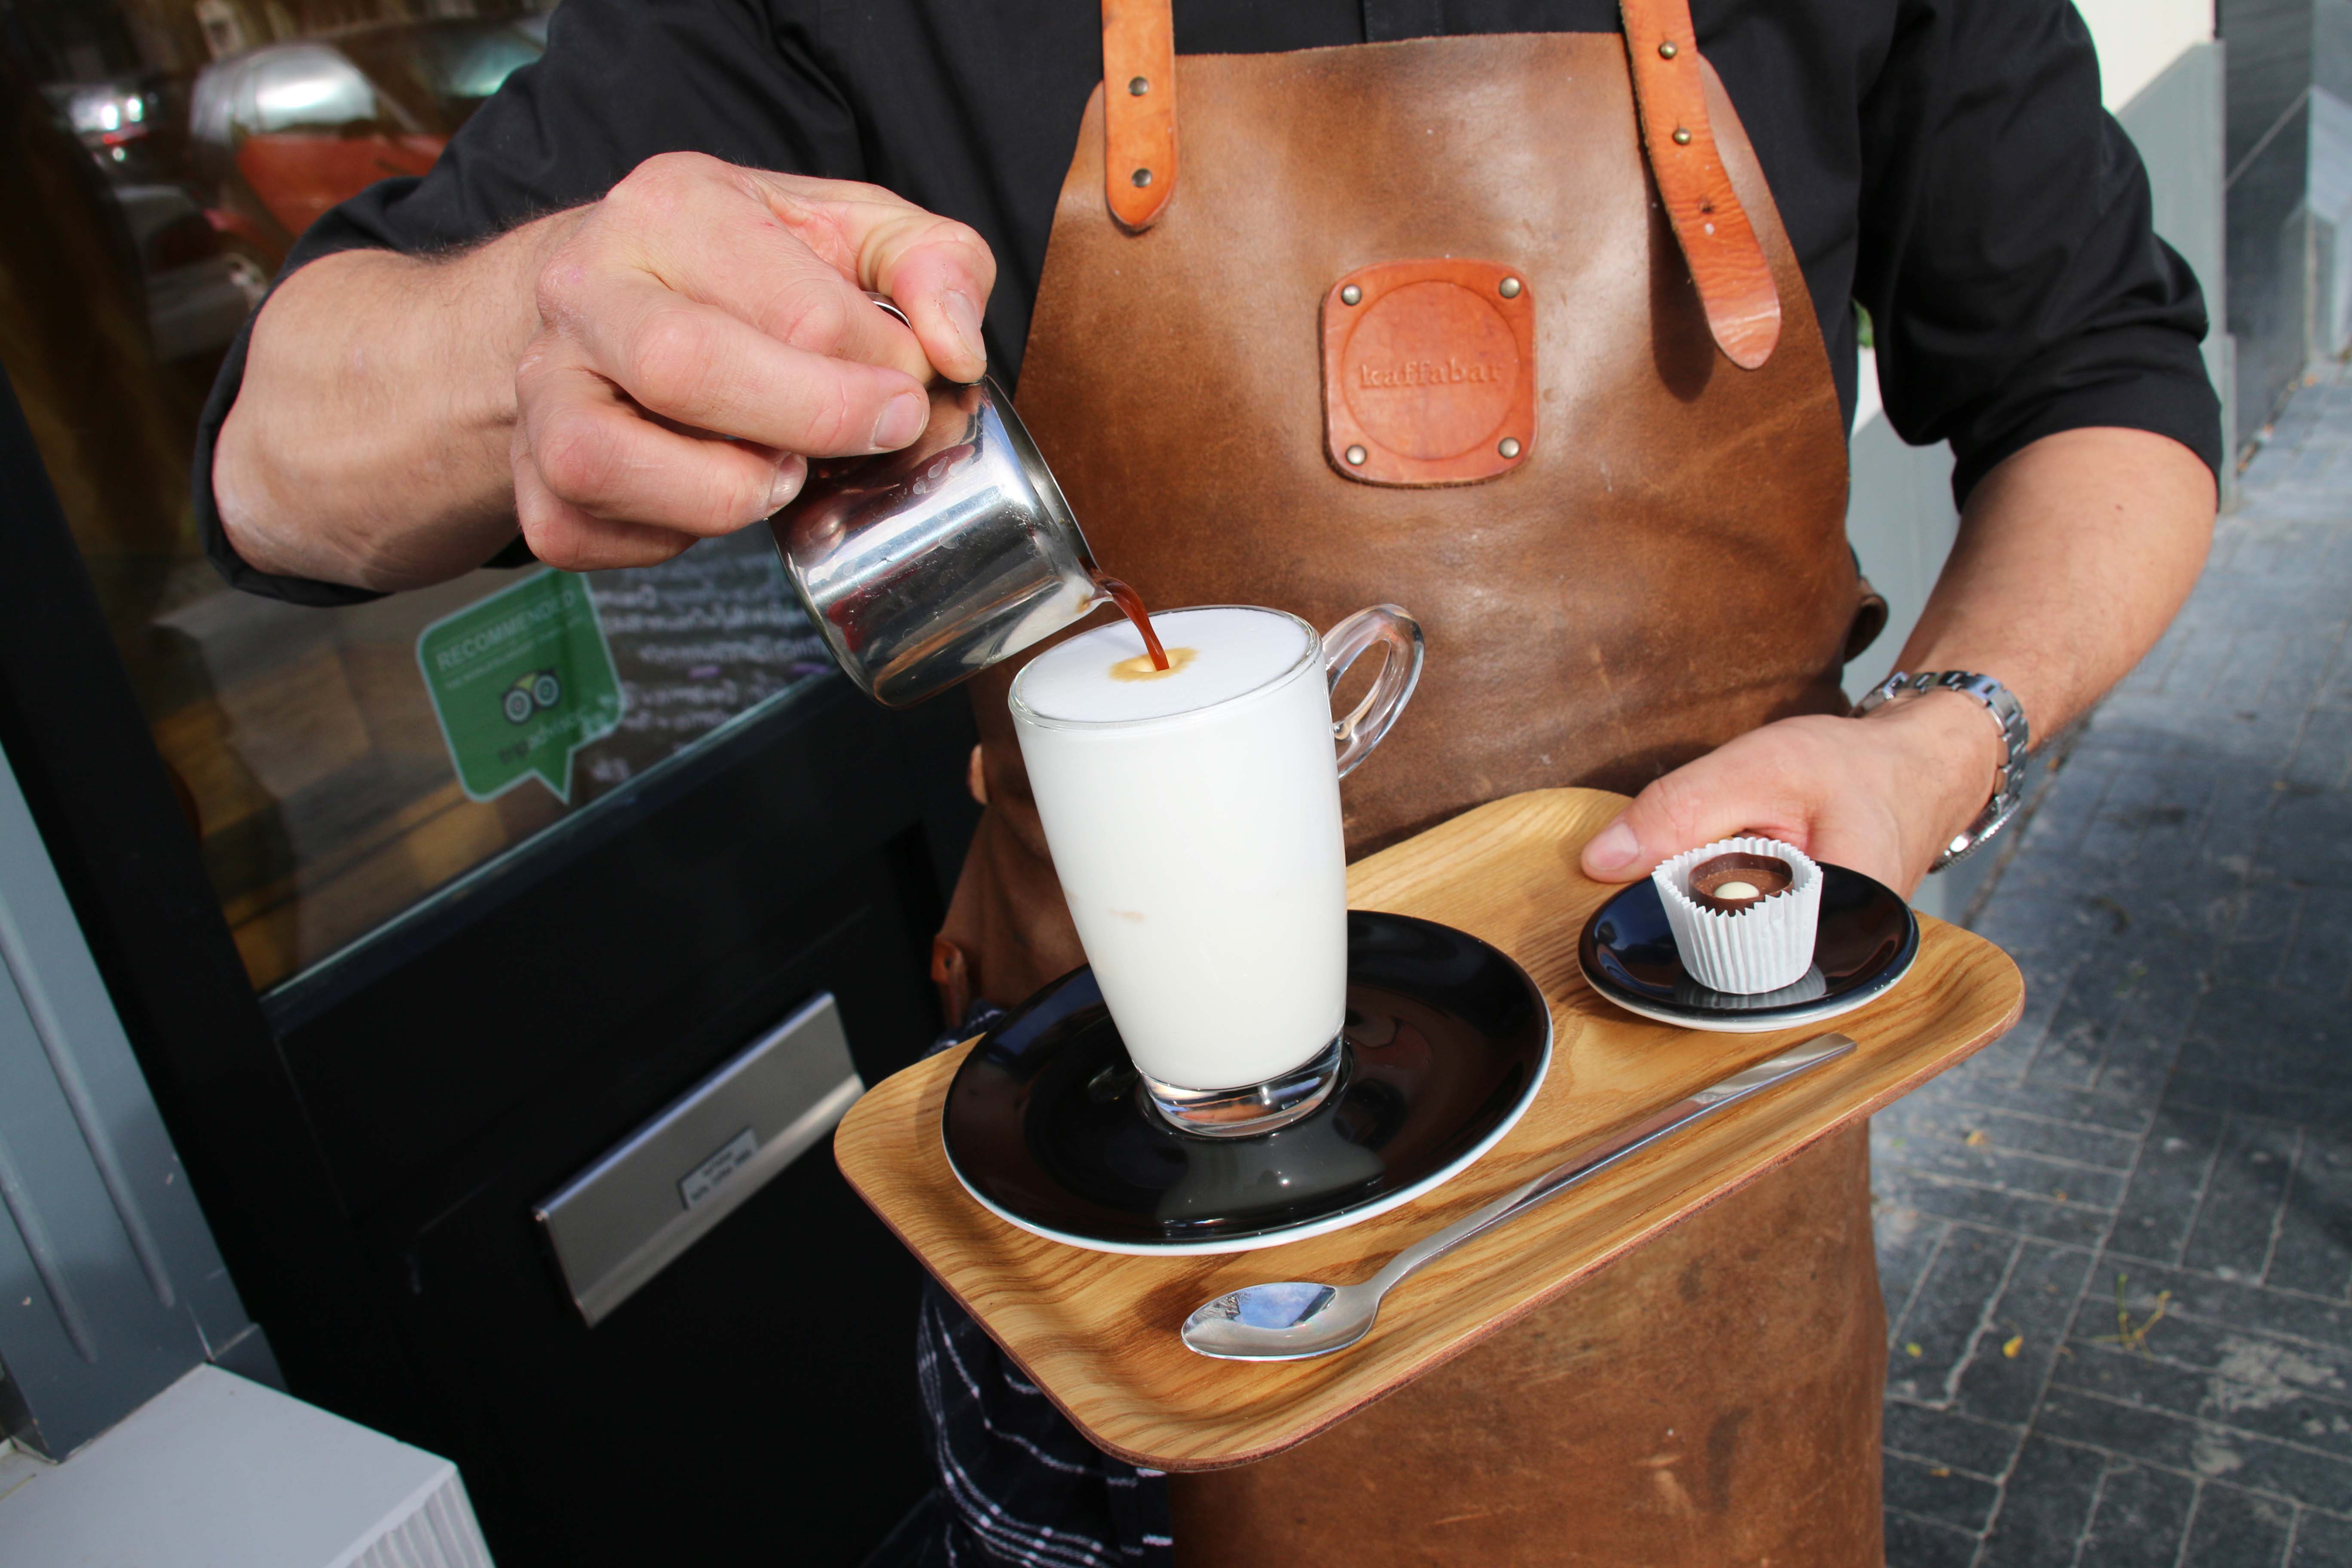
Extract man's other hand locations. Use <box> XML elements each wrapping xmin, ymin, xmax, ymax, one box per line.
<box><xmin>1577</xmin><ymin>691</ymin><xmax>2007</xmax><ymax>897</ymax></box>
<box><xmin>513</xmin><ymin>154</ymin><xmax>995</xmax><ymax>570</ymax></box>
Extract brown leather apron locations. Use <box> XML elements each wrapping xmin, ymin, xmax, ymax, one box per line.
<box><xmin>940</xmin><ymin>5</ymin><xmax>1883</xmax><ymax>1562</ymax></box>
<box><xmin>936</xmin><ymin>8</ymin><xmax>1868</xmax><ymax>1015</ymax></box>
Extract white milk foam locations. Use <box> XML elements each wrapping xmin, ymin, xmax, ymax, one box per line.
<box><xmin>1011</xmin><ymin>606</ymin><xmax>1345</xmax><ymax>1091</ymax></box>
<box><xmin>1016</xmin><ymin>606</ymin><xmax>1313</xmax><ymax>722</ymax></box>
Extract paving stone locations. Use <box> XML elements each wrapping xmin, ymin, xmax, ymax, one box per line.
<box><xmin>2286</xmin><ymin>714</ymin><xmax>2352</xmax><ymax>793</ymax></box>
<box><xmin>2226</xmin><ymin>881</ymin><xmax>2309</xmax><ymax>986</ymax></box>
<box><xmin>2092</xmin><ymin>1259</ymin><xmax>2352</xmax><ymax>1348</ymax></box>
<box><xmin>2052</xmin><ymin>1340</ymin><xmax>2352</xmax><ymax>1461</ymax></box>
<box><xmin>1884</xmin><ymin>1450</ymin><xmax>2003</xmax><ymax>1533</ymax></box>
<box><xmin>2077</xmin><ymin>1461</ymin><xmax>2195</xmax><ymax>1568</ymax></box>
<box><xmin>1877</xmin><ymin>1202</ymin><xmax>1948</xmax><ymax>1334</ymax></box>
<box><xmin>1889</xmin><ymin>1225</ymin><xmax>2016</xmax><ymax>1406</ymax></box>
<box><xmin>1874</xmin><ymin>1093</ymin><xmax>2140</xmax><ymax>1170</ymax></box>
<box><xmin>2070</xmin><ymin>1305</ymin><xmax>2352</xmax><ymax>1401</ymax></box>
<box><xmin>2270</xmin><ymin>1125</ymin><xmax>2352</xmax><ymax>1299</ymax></box>
<box><xmin>1908</xmin><ymin>1070</ymin><xmax>2156</xmax><ymax>1136</ymax></box>
<box><xmin>1874</xmin><ymin>1166</ymin><xmax>2114</xmax><ymax>1249</ymax></box>
<box><xmin>2294</xmin><ymin>1510</ymin><xmax>2352</xmax><ymax>1566</ymax></box>
<box><xmin>2109</xmin><ymin>1107</ymin><xmax>2226</xmax><ymax>1264</ymax></box>
<box><xmin>1977</xmin><ymin>1436</ymin><xmax>2105</xmax><ymax>1568</ymax></box>
<box><xmin>2260</xmin><ymin>790</ymin><xmax>2352</xmax><ymax>880</ymax></box>
<box><xmin>1882</xmin><ymin>1398</ymin><xmax>2025</xmax><ymax>1477</ymax></box>
<box><xmin>2170</xmin><ymin>1070</ymin><xmax>2352</xmax><ymax>1127</ymax></box>
<box><xmin>2034</xmin><ymin>1390</ymin><xmax>2352</xmax><ymax>1511</ymax></box>
<box><xmin>1871</xmin><ymin>1117</ymin><xmax>2128</xmax><ymax>1209</ymax></box>
<box><xmin>1954</xmin><ymin>1240</ymin><xmax>2096</xmax><ymax>1425</ymax></box>
<box><xmin>2184</xmin><ymin>1119</ymin><xmax>2303</xmax><ymax>1280</ymax></box>
<box><xmin>2277</xmin><ymin>890</ymin><xmax>2352</xmax><ymax>999</ymax></box>
<box><xmin>1883</xmin><ymin>1508</ymin><xmax>1982</xmax><ymax>1568</ymax></box>
<box><xmin>2184</xmin><ymin>1481</ymin><xmax>2298</xmax><ymax>1568</ymax></box>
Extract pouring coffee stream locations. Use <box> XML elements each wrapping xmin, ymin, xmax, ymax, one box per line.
<box><xmin>1090</xmin><ymin>575</ymin><xmax>1172</xmax><ymax>671</ymax></box>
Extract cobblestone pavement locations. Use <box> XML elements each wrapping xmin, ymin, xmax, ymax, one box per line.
<box><xmin>1874</xmin><ymin>373</ymin><xmax>2352</xmax><ymax>1567</ymax></box>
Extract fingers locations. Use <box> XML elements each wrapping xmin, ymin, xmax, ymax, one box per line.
<box><xmin>1579</xmin><ymin>727</ymin><xmax>1822</xmax><ymax>883</ymax></box>
<box><xmin>555</xmin><ymin>273</ymin><xmax>930</xmax><ymax>456</ymax></box>
<box><xmin>749</xmin><ymin>168</ymin><xmax>998</xmax><ymax>383</ymax></box>
<box><xmin>519</xmin><ymin>346</ymin><xmax>813</xmax><ymax>528</ymax></box>
<box><xmin>511</xmin><ymin>363</ymin><xmax>803</xmax><ymax>570</ymax></box>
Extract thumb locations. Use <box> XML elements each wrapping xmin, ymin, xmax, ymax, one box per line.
<box><xmin>1579</xmin><ymin>751</ymin><xmax>1809</xmax><ymax>884</ymax></box>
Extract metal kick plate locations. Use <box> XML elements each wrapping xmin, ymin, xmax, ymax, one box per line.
<box><xmin>535</xmin><ymin>992</ymin><xmax>863</xmax><ymax>1326</ymax></box>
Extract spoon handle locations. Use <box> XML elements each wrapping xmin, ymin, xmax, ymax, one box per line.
<box><xmin>1367</xmin><ymin>1032</ymin><xmax>1857</xmax><ymax>1296</ymax></box>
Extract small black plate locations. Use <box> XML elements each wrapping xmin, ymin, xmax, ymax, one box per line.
<box><xmin>1577</xmin><ymin>864</ymin><xmax>1919</xmax><ymax>1032</ymax></box>
<box><xmin>942</xmin><ymin>910</ymin><xmax>1553</xmax><ymax>1254</ymax></box>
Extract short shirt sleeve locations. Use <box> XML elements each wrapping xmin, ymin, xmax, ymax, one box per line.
<box><xmin>1853</xmin><ymin>0</ymin><xmax>2223</xmax><ymax>503</ymax></box>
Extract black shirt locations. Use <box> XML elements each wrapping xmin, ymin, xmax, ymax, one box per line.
<box><xmin>197</xmin><ymin>0</ymin><xmax>2224</xmax><ymax>605</ymax></box>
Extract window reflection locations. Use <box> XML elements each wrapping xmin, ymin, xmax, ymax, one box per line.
<box><xmin>2</xmin><ymin>0</ymin><xmax>837</xmax><ymax>992</ymax></box>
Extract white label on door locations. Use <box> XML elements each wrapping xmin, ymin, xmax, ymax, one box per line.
<box><xmin>678</xmin><ymin>1127</ymin><xmax>760</xmax><ymax>1210</ymax></box>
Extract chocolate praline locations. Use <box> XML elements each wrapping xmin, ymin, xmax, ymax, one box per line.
<box><xmin>1688</xmin><ymin>851</ymin><xmax>1795</xmax><ymax>914</ymax></box>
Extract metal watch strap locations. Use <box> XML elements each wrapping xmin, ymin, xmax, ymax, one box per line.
<box><xmin>1855</xmin><ymin>671</ymin><xmax>2030</xmax><ymax>872</ymax></box>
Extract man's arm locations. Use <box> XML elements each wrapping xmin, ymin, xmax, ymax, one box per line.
<box><xmin>216</xmin><ymin>156</ymin><xmax>995</xmax><ymax>592</ymax></box>
<box><xmin>1579</xmin><ymin>425</ymin><xmax>2216</xmax><ymax>894</ymax></box>
<box><xmin>216</xmin><ymin>213</ymin><xmax>575</xmax><ymax>591</ymax></box>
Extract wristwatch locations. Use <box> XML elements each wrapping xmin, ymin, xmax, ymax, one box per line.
<box><xmin>1854</xmin><ymin>671</ymin><xmax>2030</xmax><ymax>872</ymax></box>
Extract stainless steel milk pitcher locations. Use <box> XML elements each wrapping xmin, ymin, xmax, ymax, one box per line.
<box><xmin>766</xmin><ymin>298</ymin><xmax>1102</xmax><ymax>708</ymax></box>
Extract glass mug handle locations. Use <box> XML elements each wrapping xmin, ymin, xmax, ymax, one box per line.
<box><xmin>1323</xmin><ymin>605</ymin><xmax>1425</xmax><ymax>778</ymax></box>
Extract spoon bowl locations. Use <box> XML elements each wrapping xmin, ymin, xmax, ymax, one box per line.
<box><xmin>1182</xmin><ymin>1282</ymin><xmax>1369</xmax><ymax>1361</ymax></box>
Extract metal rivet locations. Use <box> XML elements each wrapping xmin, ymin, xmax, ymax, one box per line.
<box><xmin>1498</xmin><ymin>276</ymin><xmax>1522</xmax><ymax>299</ymax></box>
<box><xmin>1340</xmin><ymin>283</ymin><xmax>1363</xmax><ymax>306</ymax></box>
<box><xmin>1498</xmin><ymin>437</ymin><xmax>1522</xmax><ymax>460</ymax></box>
<box><xmin>1132</xmin><ymin>167</ymin><xmax>1153</xmax><ymax>187</ymax></box>
<box><xmin>1345</xmin><ymin>445</ymin><xmax>1368</xmax><ymax>466</ymax></box>
<box><xmin>1672</xmin><ymin>127</ymin><xmax>1693</xmax><ymax>146</ymax></box>
<box><xmin>1658</xmin><ymin>40</ymin><xmax>1679</xmax><ymax>59</ymax></box>
<box><xmin>1128</xmin><ymin>75</ymin><xmax>1150</xmax><ymax>95</ymax></box>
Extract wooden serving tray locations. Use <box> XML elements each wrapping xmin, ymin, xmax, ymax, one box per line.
<box><xmin>835</xmin><ymin>787</ymin><xmax>2022</xmax><ymax>1472</ymax></box>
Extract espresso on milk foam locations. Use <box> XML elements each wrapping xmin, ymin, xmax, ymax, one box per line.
<box><xmin>1011</xmin><ymin>606</ymin><xmax>1345</xmax><ymax>1092</ymax></box>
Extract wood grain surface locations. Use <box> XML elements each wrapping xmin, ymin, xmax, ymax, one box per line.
<box><xmin>834</xmin><ymin>787</ymin><xmax>2023</xmax><ymax>1472</ymax></box>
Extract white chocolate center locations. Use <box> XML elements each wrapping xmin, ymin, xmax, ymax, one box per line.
<box><xmin>1712</xmin><ymin>880</ymin><xmax>1761</xmax><ymax>900</ymax></box>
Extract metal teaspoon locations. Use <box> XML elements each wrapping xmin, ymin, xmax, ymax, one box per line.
<box><xmin>1179</xmin><ymin>1032</ymin><xmax>1859</xmax><ymax>1361</ymax></box>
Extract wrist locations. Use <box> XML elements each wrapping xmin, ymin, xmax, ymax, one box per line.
<box><xmin>1857</xmin><ymin>686</ymin><xmax>2009</xmax><ymax>850</ymax></box>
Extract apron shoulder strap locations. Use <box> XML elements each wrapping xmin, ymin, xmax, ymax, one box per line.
<box><xmin>1102</xmin><ymin>0</ymin><xmax>1178</xmax><ymax>230</ymax></box>
<box><xmin>1095</xmin><ymin>0</ymin><xmax>1780</xmax><ymax>368</ymax></box>
<box><xmin>1618</xmin><ymin>0</ymin><xmax>1782</xmax><ymax>367</ymax></box>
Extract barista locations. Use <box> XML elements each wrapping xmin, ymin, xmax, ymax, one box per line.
<box><xmin>204</xmin><ymin>1</ymin><xmax>2220</xmax><ymax>1562</ymax></box>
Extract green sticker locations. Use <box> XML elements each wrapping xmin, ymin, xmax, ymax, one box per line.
<box><xmin>416</xmin><ymin>571</ymin><xmax>625</xmax><ymax>803</ymax></box>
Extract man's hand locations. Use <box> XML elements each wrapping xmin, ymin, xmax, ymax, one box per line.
<box><xmin>513</xmin><ymin>154</ymin><xmax>994</xmax><ymax>571</ymax></box>
<box><xmin>1578</xmin><ymin>426</ymin><xmax>2216</xmax><ymax>900</ymax></box>
<box><xmin>219</xmin><ymin>154</ymin><xmax>995</xmax><ymax>590</ymax></box>
<box><xmin>1579</xmin><ymin>693</ymin><xmax>2005</xmax><ymax>896</ymax></box>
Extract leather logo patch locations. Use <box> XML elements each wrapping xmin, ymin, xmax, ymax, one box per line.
<box><xmin>1322</xmin><ymin>259</ymin><xmax>1536</xmax><ymax>486</ymax></box>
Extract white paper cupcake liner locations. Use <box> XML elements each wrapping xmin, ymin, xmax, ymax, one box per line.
<box><xmin>1652</xmin><ymin>836</ymin><xmax>1823</xmax><ymax>995</ymax></box>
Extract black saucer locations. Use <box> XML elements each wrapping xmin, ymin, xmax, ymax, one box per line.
<box><xmin>942</xmin><ymin>911</ymin><xmax>1553</xmax><ymax>1254</ymax></box>
<box><xmin>1578</xmin><ymin>864</ymin><xmax>1919</xmax><ymax>1032</ymax></box>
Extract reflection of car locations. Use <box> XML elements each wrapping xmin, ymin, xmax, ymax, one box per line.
<box><xmin>504</xmin><ymin>669</ymin><xmax>562</xmax><ymax>723</ymax></box>
<box><xmin>191</xmin><ymin>20</ymin><xmax>543</xmax><ymax>247</ymax></box>
<box><xmin>113</xmin><ymin>183</ymin><xmax>270</xmax><ymax>361</ymax></box>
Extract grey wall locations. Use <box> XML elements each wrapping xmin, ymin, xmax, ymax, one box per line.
<box><xmin>2221</xmin><ymin>0</ymin><xmax>2352</xmax><ymax>431</ymax></box>
<box><xmin>0</xmin><ymin>738</ymin><xmax>273</xmax><ymax>1458</ymax></box>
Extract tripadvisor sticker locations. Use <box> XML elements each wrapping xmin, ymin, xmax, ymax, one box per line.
<box><xmin>417</xmin><ymin>571</ymin><xmax>624</xmax><ymax>803</ymax></box>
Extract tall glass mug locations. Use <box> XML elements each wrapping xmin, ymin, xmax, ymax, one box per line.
<box><xmin>1010</xmin><ymin>604</ymin><xmax>1423</xmax><ymax>1137</ymax></box>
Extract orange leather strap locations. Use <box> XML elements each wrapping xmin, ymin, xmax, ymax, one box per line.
<box><xmin>1102</xmin><ymin>0</ymin><xmax>1178</xmax><ymax>230</ymax></box>
<box><xmin>1618</xmin><ymin>0</ymin><xmax>1782</xmax><ymax>367</ymax></box>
